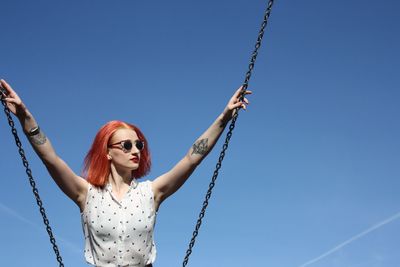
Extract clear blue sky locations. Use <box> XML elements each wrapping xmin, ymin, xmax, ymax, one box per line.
<box><xmin>1</xmin><ymin>0</ymin><xmax>399</xmax><ymax>266</ymax></box>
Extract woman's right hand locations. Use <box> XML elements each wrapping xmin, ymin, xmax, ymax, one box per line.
<box><xmin>0</xmin><ymin>79</ymin><xmax>29</xmax><ymax>119</ymax></box>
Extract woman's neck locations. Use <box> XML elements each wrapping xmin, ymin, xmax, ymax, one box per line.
<box><xmin>109</xmin><ymin>164</ymin><xmax>133</xmax><ymax>192</ymax></box>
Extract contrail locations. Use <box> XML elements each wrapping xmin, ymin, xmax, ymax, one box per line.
<box><xmin>0</xmin><ymin>201</ymin><xmax>81</xmax><ymax>254</ymax></box>
<box><xmin>298</xmin><ymin>211</ymin><xmax>400</xmax><ymax>267</ymax></box>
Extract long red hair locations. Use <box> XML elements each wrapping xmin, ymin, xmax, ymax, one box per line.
<box><xmin>82</xmin><ymin>121</ymin><xmax>151</xmax><ymax>187</ymax></box>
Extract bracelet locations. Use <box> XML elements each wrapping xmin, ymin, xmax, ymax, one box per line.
<box><xmin>27</xmin><ymin>126</ymin><xmax>41</xmax><ymax>136</ymax></box>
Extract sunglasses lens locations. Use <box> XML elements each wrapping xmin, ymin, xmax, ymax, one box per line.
<box><xmin>136</xmin><ymin>140</ymin><xmax>144</xmax><ymax>151</ymax></box>
<box><xmin>123</xmin><ymin>140</ymin><xmax>133</xmax><ymax>151</ymax></box>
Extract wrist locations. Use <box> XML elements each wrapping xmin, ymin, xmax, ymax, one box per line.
<box><xmin>26</xmin><ymin>125</ymin><xmax>41</xmax><ymax>136</ymax></box>
<box><xmin>218</xmin><ymin>112</ymin><xmax>230</xmax><ymax>126</ymax></box>
<box><xmin>16</xmin><ymin>105</ymin><xmax>31</xmax><ymax>121</ymax></box>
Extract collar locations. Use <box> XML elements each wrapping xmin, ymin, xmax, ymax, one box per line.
<box><xmin>105</xmin><ymin>178</ymin><xmax>138</xmax><ymax>192</ymax></box>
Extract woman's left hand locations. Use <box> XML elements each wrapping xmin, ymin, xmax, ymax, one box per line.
<box><xmin>222</xmin><ymin>86</ymin><xmax>252</xmax><ymax>121</ymax></box>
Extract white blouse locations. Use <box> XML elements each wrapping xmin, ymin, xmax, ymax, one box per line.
<box><xmin>81</xmin><ymin>179</ymin><xmax>157</xmax><ymax>267</ymax></box>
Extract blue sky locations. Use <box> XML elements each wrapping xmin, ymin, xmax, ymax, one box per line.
<box><xmin>1</xmin><ymin>0</ymin><xmax>399</xmax><ymax>266</ymax></box>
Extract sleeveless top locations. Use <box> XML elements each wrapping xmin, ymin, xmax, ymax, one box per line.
<box><xmin>81</xmin><ymin>179</ymin><xmax>157</xmax><ymax>267</ymax></box>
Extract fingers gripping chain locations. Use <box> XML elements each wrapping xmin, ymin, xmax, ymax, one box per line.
<box><xmin>0</xmin><ymin>85</ymin><xmax>7</xmax><ymax>99</ymax></box>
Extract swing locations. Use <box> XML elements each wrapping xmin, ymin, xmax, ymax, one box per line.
<box><xmin>0</xmin><ymin>1</ymin><xmax>275</xmax><ymax>266</ymax></box>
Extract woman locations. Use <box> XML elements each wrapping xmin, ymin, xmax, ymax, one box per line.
<box><xmin>0</xmin><ymin>79</ymin><xmax>251</xmax><ymax>266</ymax></box>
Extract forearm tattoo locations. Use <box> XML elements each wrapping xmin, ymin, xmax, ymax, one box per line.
<box><xmin>30</xmin><ymin>130</ymin><xmax>47</xmax><ymax>145</ymax></box>
<box><xmin>191</xmin><ymin>138</ymin><xmax>209</xmax><ymax>155</ymax></box>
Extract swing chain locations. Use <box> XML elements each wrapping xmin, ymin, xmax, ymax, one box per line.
<box><xmin>182</xmin><ymin>0</ymin><xmax>275</xmax><ymax>266</ymax></box>
<box><xmin>1</xmin><ymin>95</ymin><xmax>64</xmax><ymax>266</ymax></box>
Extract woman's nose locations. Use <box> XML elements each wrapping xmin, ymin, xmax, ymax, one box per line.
<box><xmin>130</xmin><ymin>146</ymin><xmax>140</xmax><ymax>154</ymax></box>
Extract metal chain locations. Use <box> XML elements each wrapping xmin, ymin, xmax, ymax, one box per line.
<box><xmin>0</xmin><ymin>94</ymin><xmax>64</xmax><ymax>266</ymax></box>
<box><xmin>182</xmin><ymin>1</ymin><xmax>275</xmax><ymax>266</ymax></box>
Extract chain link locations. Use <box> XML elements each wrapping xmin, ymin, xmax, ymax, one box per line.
<box><xmin>1</xmin><ymin>94</ymin><xmax>64</xmax><ymax>266</ymax></box>
<box><xmin>182</xmin><ymin>1</ymin><xmax>275</xmax><ymax>266</ymax></box>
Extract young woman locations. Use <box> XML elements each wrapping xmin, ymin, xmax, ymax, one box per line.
<box><xmin>0</xmin><ymin>79</ymin><xmax>251</xmax><ymax>267</ymax></box>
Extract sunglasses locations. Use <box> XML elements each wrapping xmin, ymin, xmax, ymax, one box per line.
<box><xmin>108</xmin><ymin>139</ymin><xmax>145</xmax><ymax>153</ymax></box>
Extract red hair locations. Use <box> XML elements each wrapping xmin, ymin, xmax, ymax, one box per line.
<box><xmin>82</xmin><ymin>121</ymin><xmax>151</xmax><ymax>187</ymax></box>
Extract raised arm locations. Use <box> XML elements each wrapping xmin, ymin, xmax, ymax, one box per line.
<box><xmin>1</xmin><ymin>79</ymin><xmax>88</xmax><ymax>210</ymax></box>
<box><xmin>152</xmin><ymin>87</ymin><xmax>251</xmax><ymax>210</ymax></box>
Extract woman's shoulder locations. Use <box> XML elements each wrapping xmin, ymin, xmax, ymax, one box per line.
<box><xmin>136</xmin><ymin>179</ymin><xmax>153</xmax><ymax>191</ymax></box>
<box><xmin>136</xmin><ymin>179</ymin><xmax>157</xmax><ymax>213</ymax></box>
<box><xmin>136</xmin><ymin>179</ymin><xmax>156</xmax><ymax>200</ymax></box>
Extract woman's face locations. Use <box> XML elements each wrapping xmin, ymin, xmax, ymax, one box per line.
<box><xmin>107</xmin><ymin>128</ymin><xmax>142</xmax><ymax>172</ymax></box>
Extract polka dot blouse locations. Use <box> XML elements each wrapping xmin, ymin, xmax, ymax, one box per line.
<box><xmin>81</xmin><ymin>179</ymin><xmax>157</xmax><ymax>266</ymax></box>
